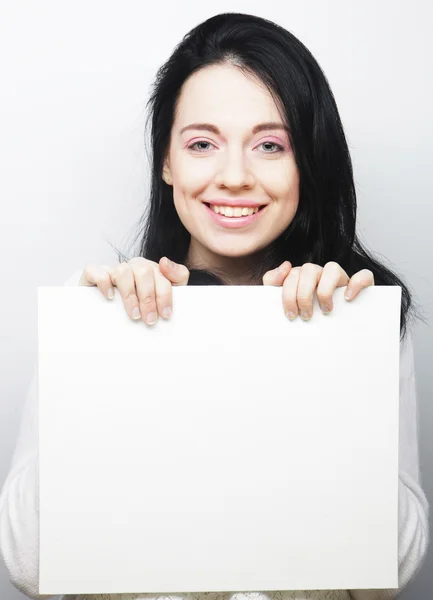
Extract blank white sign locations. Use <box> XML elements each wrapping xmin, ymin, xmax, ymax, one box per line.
<box><xmin>38</xmin><ymin>284</ymin><xmax>401</xmax><ymax>595</ymax></box>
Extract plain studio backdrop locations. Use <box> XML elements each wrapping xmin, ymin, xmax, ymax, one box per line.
<box><xmin>0</xmin><ymin>0</ymin><xmax>432</xmax><ymax>598</ymax></box>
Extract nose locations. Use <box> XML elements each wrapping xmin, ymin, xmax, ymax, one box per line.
<box><xmin>214</xmin><ymin>150</ymin><xmax>255</xmax><ymax>190</ymax></box>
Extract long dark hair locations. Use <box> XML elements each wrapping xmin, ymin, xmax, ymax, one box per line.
<box><xmin>110</xmin><ymin>12</ymin><xmax>425</xmax><ymax>342</ymax></box>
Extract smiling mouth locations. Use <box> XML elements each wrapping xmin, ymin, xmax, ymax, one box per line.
<box><xmin>204</xmin><ymin>203</ymin><xmax>266</xmax><ymax>217</ymax></box>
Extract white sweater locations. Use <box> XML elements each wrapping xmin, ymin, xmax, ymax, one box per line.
<box><xmin>0</xmin><ymin>270</ymin><xmax>430</xmax><ymax>600</ymax></box>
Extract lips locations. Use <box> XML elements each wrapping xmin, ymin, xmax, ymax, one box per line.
<box><xmin>203</xmin><ymin>202</ymin><xmax>267</xmax><ymax>229</ymax></box>
<box><xmin>204</xmin><ymin>199</ymin><xmax>267</xmax><ymax>208</ymax></box>
<box><xmin>204</xmin><ymin>203</ymin><xmax>266</xmax><ymax>212</ymax></box>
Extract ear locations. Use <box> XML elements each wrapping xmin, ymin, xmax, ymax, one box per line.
<box><xmin>162</xmin><ymin>158</ymin><xmax>172</xmax><ymax>186</ymax></box>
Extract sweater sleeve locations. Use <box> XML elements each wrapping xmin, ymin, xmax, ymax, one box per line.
<box><xmin>0</xmin><ymin>269</ymin><xmax>84</xmax><ymax>599</ymax></box>
<box><xmin>349</xmin><ymin>329</ymin><xmax>430</xmax><ymax>600</ymax></box>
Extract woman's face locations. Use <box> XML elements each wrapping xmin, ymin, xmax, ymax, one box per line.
<box><xmin>162</xmin><ymin>64</ymin><xmax>300</xmax><ymax>268</ymax></box>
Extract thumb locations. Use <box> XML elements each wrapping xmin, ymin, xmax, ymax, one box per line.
<box><xmin>159</xmin><ymin>256</ymin><xmax>190</xmax><ymax>285</ymax></box>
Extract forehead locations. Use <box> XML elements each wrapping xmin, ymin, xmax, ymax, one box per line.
<box><xmin>174</xmin><ymin>64</ymin><xmax>282</xmax><ymax>128</ymax></box>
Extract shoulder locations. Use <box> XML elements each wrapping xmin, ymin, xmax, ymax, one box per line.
<box><xmin>400</xmin><ymin>328</ymin><xmax>415</xmax><ymax>378</ymax></box>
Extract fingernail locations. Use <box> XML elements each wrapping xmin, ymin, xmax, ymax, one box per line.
<box><xmin>286</xmin><ymin>311</ymin><xmax>297</xmax><ymax>320</ymax></box>
<box><xmin>278</xmin><ymin>262</ymin><xmax>288</xmax><ymax>273</ymax></box>
<box><xmin>146</xmin><ymin>312</ymin><xmax>157</xmax><ymax>325</ymax></box>
<box><xmin>344</xmin><ymin>289</ymin><xmax>353</xmax><ymax>300</ymax></box>
<box><xmin>320</xmin><ymin>304</ymin><xmax>330</xmax><ymax>314</ymax></box>
<box><xmin>300</xmin><ymin>311</ymin><xmax>310</xmax><ymax>321</ymax></box>
<box><xmin>132</xmin><ymin>307</ymin><xmax>141</xmax><ymax>320</ymax></box>
<box><xmin>107</xmin><ymin>287</ymin><xmax>114</xmax><ymax>299</ymax></box>
<box><xmin>162</xmin><ymin>306</ymin><xmax>172</xmax><ymax>319</ymax></box>
<box><xmin>166</xmin><ymin>257</ymin><xmax>175</xmax><ymax>269</ymax></box>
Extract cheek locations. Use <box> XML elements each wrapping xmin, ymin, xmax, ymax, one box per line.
<box><xmin>171</xmin><ymin>159</ymin><xmax>209</xmax><ymax>197</ymax></box>
<box><xmin>263</xmin><ymin>163</ymin><xmax>300</xmax><ymax>204</ymax></box>
<box><xmin>171</xmin><ymin>154</ymin><xmax>300</xmax><ymax>203</ymax></box>
<box><xmin>171</xmin><ymin>171</ymin><xmax>204</xmax><ymax>218</ymax></box>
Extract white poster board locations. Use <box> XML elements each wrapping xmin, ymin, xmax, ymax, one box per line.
<box><xmin>38</xmin><ymin>285</ymin><xmax>401</xmax><ymax>595</ymax></box>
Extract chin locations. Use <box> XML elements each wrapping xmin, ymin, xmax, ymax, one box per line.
<box><xmin>207</xmin><ymin>239</ymin><xmax>268</xmax><ymax>258</ymax></box>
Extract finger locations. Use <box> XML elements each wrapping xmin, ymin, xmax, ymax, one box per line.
<box><xmin>128</xmin><ymin>257</ymin><xmax>150</xmax><ymax>267</ymax></box>
<box><xmin>316</xmin><ymin>262</ymin><xmax>350</xmax><ymax>314</ymax></box>
<box><xmin>132</xmin><ymin>265</ymin><xmax>159</xmax><ymax>325</ymax></box>
<box><xmin>159</xmin><ymin>257</ymin><xmax>190</xmax><ymax>285</ymax></box>
<box><xmin>262</xmin><ymin>261</ymin><xmax>292</xmax><ymax>286</ymax></box>
<box><xmin>296</xmin><ymin>263</ymin><xmax>323</xmax><ymax>320</ymax></box>
<box><xmin>282</xmin><ymin>266</ymin><xmax>301</xmax><ymax>319</ymax></box>
<box><xmin>344</xmin><ymin>269</ymin><xmax>375</xmax><ymax>300</ymax></box>
<box><xmin>111</xmin><ymin>263</ymin><xmax>147</xmax><ymax>322</ymax></box>
<box><xmin>80</xmin><ymin>264</ymin><xmax>114</xmax><ymax>300</ymax></box>
<box><xmin>153</xmin><ymin>268</ymin><xmax>173</xmax><ymax>319</ymax></box>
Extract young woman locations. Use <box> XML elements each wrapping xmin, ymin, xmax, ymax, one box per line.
<box><xmin>0</xmin><ymin>12</ymin><xmax>429</xmax><ymax>600</ymax></box>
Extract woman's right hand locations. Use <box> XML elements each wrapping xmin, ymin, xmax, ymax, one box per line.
<box><xmin>78</xmin><ymin>257</ymin><xmax>190</xmax><ymax>325</ymax></box>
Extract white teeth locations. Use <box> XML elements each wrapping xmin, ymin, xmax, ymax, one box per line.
<box><xmin>210</xmin><ymin>205</ymin><xmax>260</xmax><ymax>217</ymax></box>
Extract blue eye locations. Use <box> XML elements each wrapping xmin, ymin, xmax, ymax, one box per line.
<box><xmin>187</xmin><ymin>140</ymin><xmax>285</xmax><ymax>153</ymax></box>
<box><xmin>260</xmin><ymin>141</ymin><xmax>284</xmax><ymax>153</ymax></box>
<box><xmin>188</xmin><ymin>141</ymin><xmax>214</xmax><ymax>152</ymax></box>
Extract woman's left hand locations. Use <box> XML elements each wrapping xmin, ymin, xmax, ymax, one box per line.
<box><xmin>262</xmin><ymin>261</ymin><xmax>375</xmax><ymax>321</ymax></box>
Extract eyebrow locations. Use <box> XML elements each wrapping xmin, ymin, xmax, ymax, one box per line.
<box><xmin>179</xmin><ymin>122</ymin><xmax>290</xmax><ymax>135</ymax></box>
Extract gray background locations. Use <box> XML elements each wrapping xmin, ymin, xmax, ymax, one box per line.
<box><xmin>0</xmin><ymin>1</ymin><xmax>431</xmax><ymax>598</ymax></box>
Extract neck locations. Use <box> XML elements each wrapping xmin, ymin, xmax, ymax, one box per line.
<box><xmin>185</xmin><ymin>239</ymin><xmax>264</xmax><ymax>285</ymax></box>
